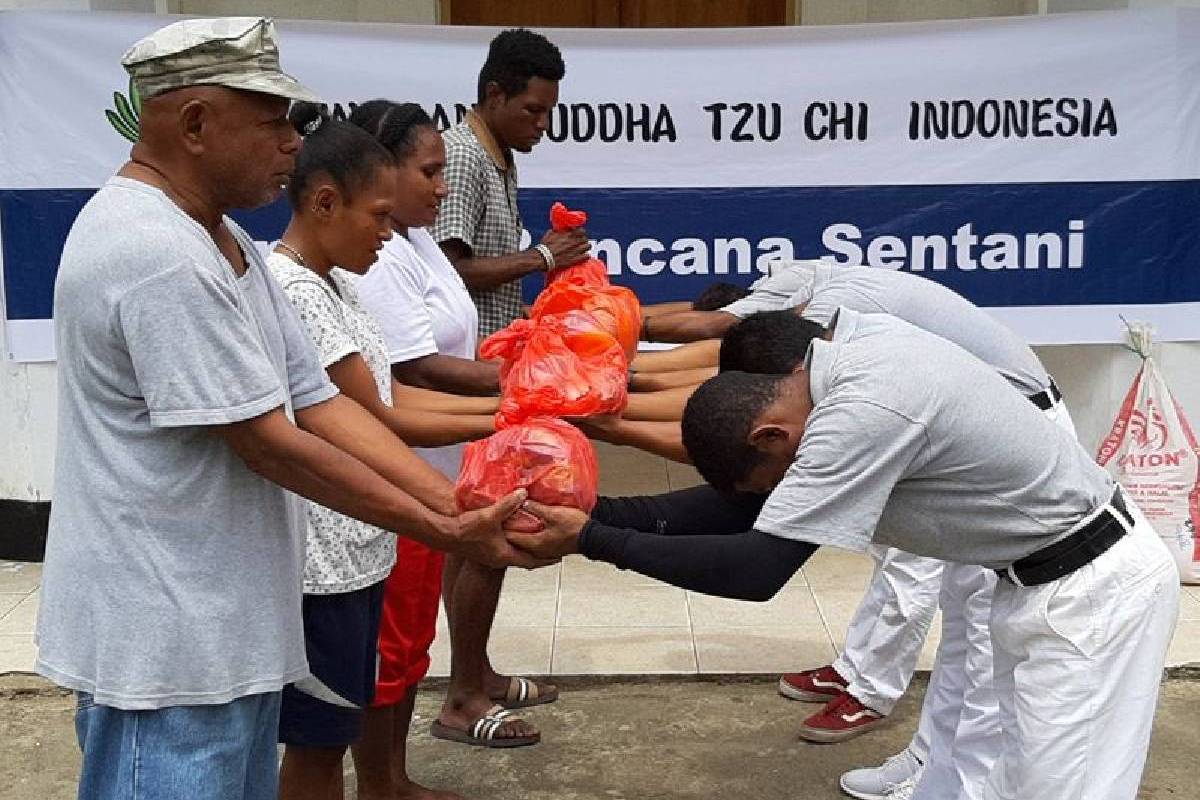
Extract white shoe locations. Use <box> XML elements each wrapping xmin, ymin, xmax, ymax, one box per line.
<box><xmin>838</xmin><ymin>749</ymin><xmax>923</xmax><ymax>800</ymax></box>
<box><xmin>884</xmin><ymin>774</ymin><xmax>919</xmax><ymax>800</ymax></box>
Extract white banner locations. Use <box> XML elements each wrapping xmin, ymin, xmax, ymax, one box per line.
<box><xmin>2</xmin><ymin>9</ymin><xmax>1200</xmax><ymax>361</ymax></box>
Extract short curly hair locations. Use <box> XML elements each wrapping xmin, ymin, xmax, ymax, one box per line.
<box><xmin>682</xmin><ymin>372</ymin><xmax>790</xmax><ymax>494</ymax></box>
<box><xmin>720</xmin><ymin>310</ymin><xmax>827</xmax><ymax>374</ymax></box>
<box><xmin>477</xmin><ymin>28</ymin><xmax>565</xmax><ymax>104</ymax></box>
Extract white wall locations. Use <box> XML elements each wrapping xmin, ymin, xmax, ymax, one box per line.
<box><xmin>0</xmin><ymin>340</ymin><xmax>57</xmax><ymax>503</ymax></box>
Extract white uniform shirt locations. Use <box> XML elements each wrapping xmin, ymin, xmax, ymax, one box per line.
<box><xmin>755</xmin><ymin>309</ymin><xmax>1113</xmax><ymax>568</ymax></box>
<box><xmin>356</xmin><ymin>227</ymin><xmax>479</xmax><ymax>479</ymax></box>
<box><xmin>720</xmin><ymin>259</ymin><xmax>823</xmax><ymax>319</ymax></box>
<box><xmin>797</xmin><ymin>262</ymin><xmax>1051</xmax><ymax>396</ymax></box>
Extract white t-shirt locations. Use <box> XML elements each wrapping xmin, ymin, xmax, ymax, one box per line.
<box><xmin>267</xmin><ymin>253</ymin><xmax>397</xmax><ymax>594</ymax></box>
<box><xmin>356</xmin><ymin>227</ymin><xmax>480</xmax><ymax>479</ymax></box>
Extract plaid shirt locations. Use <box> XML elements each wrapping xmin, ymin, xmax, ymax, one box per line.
<box><xmin>430</xmin><ymin>112</ymin><xmax>524</xmax><ymax>338</ymax></box>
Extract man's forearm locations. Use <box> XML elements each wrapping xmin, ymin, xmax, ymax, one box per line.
<box><xmin>630</xmin><ymin>339</ymin><xmax>720</xmax><ymax>373</ymax></box>
<box><xmin>296</xmin><ymin>394</ymin><xmax>457</xmax><ymax>516</ymax></box>
<box><xmin>643</xmin><ymin>311</ymin><xmax>737</xmax><ymax>343</ymax></box>
<box><xmin>391</xmin><ymin>381</ymin><xmax>500</xmax><ymax>415</ymax></box>
<box><xmin>449</xmin><ymin>250</ymin><xmax>544</xmax><ymax>292</ymax></box>
<box><xmin>392</xmin><ymin>353</ymin><xmax>501</xmax><ymax>396</ymax></box>
<box><xmin>623</xmin><ymin>385</ymin><xmax>697</xmax><ymax>422</ymax></box>
<box><xmin>592</xmin><ymin>485</ymin><xmax>766</xmax><ymax>534</ymax></box>
<box><xmin>579</xmin><ymin>523</ymin><xmax>815</xmax><ymax>601</ymax></box>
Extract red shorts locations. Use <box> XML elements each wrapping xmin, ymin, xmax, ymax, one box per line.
<box><xmin>373</xmin><ymin>537</ymin><xmax>445</xmax><ymax>707</ymax></box>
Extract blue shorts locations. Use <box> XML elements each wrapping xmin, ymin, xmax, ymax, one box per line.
<box><xmin>75</xmin><ymin>690</ymin><xmax>281</xmax><ymax>800</ymax></box>
<box><xmin>278</xmin><ymin>580</ymin><xmax>386</xmax><ymax>748</ymax></box>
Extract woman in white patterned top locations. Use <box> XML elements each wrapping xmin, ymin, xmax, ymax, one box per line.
<box><xmin>346</xmin><ymin>100</ymin><xmax>551</xmax><ymax>795</ymax></box>
<box><xmin>267</xmin><ymin>105</ymin><xmax>507</xmax><ymax>800</ymax></box>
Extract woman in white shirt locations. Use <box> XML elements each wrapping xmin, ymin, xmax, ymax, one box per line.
<box><xmin>352</xmin><ymin>101</ymin><xmax>554</xmax><ymax>772</ymax></box>
<box><xmin>268</xmin><ymin>105</ymin><xmax>531</xmax><ymax>800</ymax></box>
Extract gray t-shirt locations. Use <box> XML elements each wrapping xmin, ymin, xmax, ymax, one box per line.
<box><xmin>797</xmin><ymin>263</ymin><xmax>1051</xmax><ymax>396</ymax></box>
<box><xmin>755</xmin><ymin>309</ymin><xmax>1113</xmax><ymax>568</ymax></box>
<box><xmin>721</xmin><ymin>259</ymin><xmax>823</xmax><ymax>319</ymax></box>
<box><xmin>36</xmin><ymin>177</ymin><xmax>337</xmax><ymax>710</ymax></box>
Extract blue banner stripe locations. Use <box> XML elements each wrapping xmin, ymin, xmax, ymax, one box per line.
<box><xmin>4</xmin><ymin>180</ymin><xmax>1199</xmax><ymax>320</ymax></box>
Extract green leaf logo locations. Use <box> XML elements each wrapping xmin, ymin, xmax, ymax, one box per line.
<box><xmin>105</xmin><ymin>77</ymin><xmax>142</xmax><ymax>143</ymax></box>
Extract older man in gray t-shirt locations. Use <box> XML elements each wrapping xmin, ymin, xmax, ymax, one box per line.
<box><xmin>37</xmin><ymin>18</ymin><xmax>534</xmax><ymax>800</ymax></box>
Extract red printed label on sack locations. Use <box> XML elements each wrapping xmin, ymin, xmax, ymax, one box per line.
<box><xmin>1097</xmin><ymin>345</ymin><xmax>1200</xmax><ymax>583</ymax></box>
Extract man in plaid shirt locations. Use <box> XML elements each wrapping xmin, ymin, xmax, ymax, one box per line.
<box><xmin>432</xmin><ymin>28</ymin><xmax>590</xmax><ymax>338</ymax></box>
<box><xmin>425</xmin><ymin>29</ymin><xmax>591</xmax><ymax>748</ymax></box>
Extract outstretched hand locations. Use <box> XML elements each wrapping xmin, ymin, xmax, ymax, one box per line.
<box><xmin>454</xmin><ymin>489</ymin><xmax>559</xmax><ymax>569</ymax></box>
<box><xmin>505</xmin><ymin>500</ymin><xmax>590</xmax><ymax>560</ymax></box>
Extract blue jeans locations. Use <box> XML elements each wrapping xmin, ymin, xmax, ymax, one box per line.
<box><xmin>74</xmin><ymin>691</ymin><xmax>281</xmax><ymax>800</ymax></box>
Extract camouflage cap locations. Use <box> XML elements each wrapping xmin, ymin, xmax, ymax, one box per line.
<box><xmin>121</xmin><ymin>16</ymin><xmax>319</xmax><ymax>103</ymax></box>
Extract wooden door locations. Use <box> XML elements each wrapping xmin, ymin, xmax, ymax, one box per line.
<box><xmin>444</xmin><ymin>0</ymin><xmax>788</xmax><ymax>27</ymax></box>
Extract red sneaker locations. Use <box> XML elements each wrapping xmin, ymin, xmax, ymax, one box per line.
<box><xmin>778</xmin><ymin>664</ymin><xmax>848</xmax><ymax>702</ymax></box>
<box><xmin>797</xmin><ymin>692</ymin><xmax>886</xmax><ymax>744</ymax></box>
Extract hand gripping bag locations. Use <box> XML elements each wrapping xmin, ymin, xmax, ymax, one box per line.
<box><xmin>455</xmin><ymin>416</ymin><xmax>600</xmax><ymax>513</ymax></box>
<box><xmin>531</xmin><ymin>278</ymin><xmax>641</xmax><ymax>358</ymax></box>
<box><xmin>1095</xmin><ymin>323</ymin><xmax>1200</xmax><ymax>584</ymax></box>
<box><xmin>480</xmin><ymin>313</ymin><xmax>628</xmax><ymax>428</ymax></box>
<box><xmin>545</xmin><ymin>201</ymin><xmax>609</xmax><ymax>287</ymax></box>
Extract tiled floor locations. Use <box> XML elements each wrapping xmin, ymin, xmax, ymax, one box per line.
<box><xmin>4</xmin><ymin>443</ymin><xmax>1200</xmax><ymax>676</ymax></box>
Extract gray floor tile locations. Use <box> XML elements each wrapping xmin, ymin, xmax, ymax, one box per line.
<box><xmin>0</xmin><ymin>592</ymin><xmax>39</xmax><ymax>636</ymax></box>
<box><xmin>801</xmin><ymin>548</ymin><xmax>875</xmax><ymax>590</ymax></box>
<box><xmin>494</xmin><ymin>588</ymin><xmax>558</xmax><ymax>628</ymax></box>
<box><xmin>665</xmin><ymin>460</ymin><xmax>704</xmax><ymax>491</ymax></box>
<box><xmin>593</xmin><ymin>442</ymin><xmax>670</xmax><ymax>496</ymax></box>
<box><xmin>687</xmin><ymin>586</ymin><xmax>819</xmax><ymax>630</ymax></box>
<box><xmin>0</xmin><ymin>562</ymin><xmax>41</xmax><ymax>595</ymax></box>
<box><xmin>0</xmin><ymin>634</ymin><xmax>36</xmax><ymax>673</ymax></box>
<box><xmin>695</xmin><ymin>626</ymin><xmax>837</xmax><ymax>674</ymax></box>
<box><xmin>559</xmin><ymin>584</ymin><xmax>690</xmax><ymax>628</ymax></box>
<box><xmin>552</xmin><ymin>627</ymin><xmax>697</xmax><ymax>674</ymax></box>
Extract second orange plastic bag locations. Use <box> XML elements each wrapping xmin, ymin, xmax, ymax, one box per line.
<box><xmin>480</xmin><ymin>312</ymin><xmax>629</xmax><ymax>428</ymax></box>
<box><xmin>530</xmin><ymin>278</ymin><xmax>641</xmax><ymax>358</ymax></box>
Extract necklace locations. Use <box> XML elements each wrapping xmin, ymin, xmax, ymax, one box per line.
<box><xmin>275</xmin><ymin>240</ymin><xmax>307</xmax><ymax>266</ymax></box>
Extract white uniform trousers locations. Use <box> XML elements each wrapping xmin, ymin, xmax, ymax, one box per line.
<box><xmin>910</xmin><ymin>563</ymin><xmax>999</xmax><ymax>800</ymax></box>
<box><xmin>983</xmin><ymin>500</ymin><xmax>1178</xmax><ymax>800</ymax></box>
<box><xmin>912</xmin><ymin>397</ymin><xmax>1081</xmax><ymax>800</ymax></box>
<box><xmin>834</xmin><ymin>545</ymin><xmax>943</xmax><ymax>715</ymax></box>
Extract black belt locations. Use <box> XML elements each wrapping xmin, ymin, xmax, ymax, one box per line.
<box><xmin>997</xmin><ymin>488</ymin><xmax>1132</xmax><ymax>587</ymax></box>
<box><xmin>1027</xmin><ymin>379</ymin><xmax>1063</xmax><ymax>411</ymax></box>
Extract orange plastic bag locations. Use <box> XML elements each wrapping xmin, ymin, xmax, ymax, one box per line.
<box><xmin>545</xmin><ymin>201</ymin><xmax>609</xmax><ymax>287</ymax></box>
<box><xmin>456</xmin><ymin>416</ymin><xmax>599</xmax><ymax>513</ymax></box>
<box><xmin>550</xmin><ymin>201</ymin><xmax>587</xmax><ymax>231</ymax></box>
<box><xmin>531</xmin><ymin>279</ymin><xmax>641</xmax><ymax>358</ymax></box>
<box><xmin>547</xmin><ymin>258</ymin><xmax>610</xmax><ymax>287</ymax></box>
<box><xmin>481</xmin><ymin>313</ymin><xmax>628</xmax><ymax>428</ymax></box>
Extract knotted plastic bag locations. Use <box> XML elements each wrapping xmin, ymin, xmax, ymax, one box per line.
<box><xmin>545</xmin><ymin>201</ymin><xmax>610</xmax><ymax>287</ymax></box>
<box><xmin>531</xmin><ymin>278</ymin><xmax>641</xmax><ymax>358</ymax></box>
<box><xmin>480</xmin><ymin>312</ymin><xmax>628</xmax><ymax>428</ymax></box>
<box><xmin>456</xmin><ymin>416</ymin><xmax>600</xmax><ymax>513</ymax></box>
